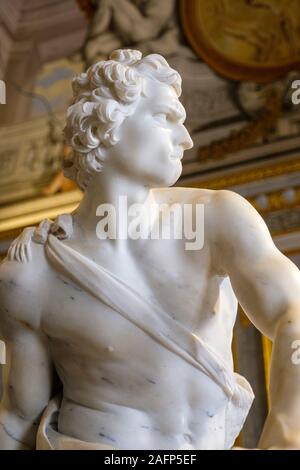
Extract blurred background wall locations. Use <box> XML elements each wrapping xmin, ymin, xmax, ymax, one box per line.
<box><xmin>0</xmin><ymin>0</ymin><xmax>300</xmax><ymax>448</ymax></box>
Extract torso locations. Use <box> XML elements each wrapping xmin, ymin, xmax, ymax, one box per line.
<box><xmin>34</xmin><ymin>189</ymin><xmax>239</xmax><ymax>449</ymax></box>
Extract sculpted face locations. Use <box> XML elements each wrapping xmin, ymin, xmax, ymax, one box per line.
<box><xmin>106</xmin><ymin>79</ymin><xmax>193</xmax><ymax>187</ymax></box>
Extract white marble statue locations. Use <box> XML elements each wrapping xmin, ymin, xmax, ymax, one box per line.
<box><xmin>0</xmin><ymin>49</ymin><xmax>300</xmax><ymax>450</ymax></box>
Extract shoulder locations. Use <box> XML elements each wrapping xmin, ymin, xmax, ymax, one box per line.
<box><xmin>209</xmin><ymin>189</ymin><xmax>272</xmax><ymax>240</ymax></box>
<box><xmin>154</xmin><ymin>187</ymin><xmax>257</xmax><ymax>228</ymax></box>
<box><xmin>0</xmin><ymin>228</ymin><xmax>50</xmax><ymax>332</ymax></box>
<box><xmin>0</xmin><ymin>214</ymin><xmax>73</xmax><ymax>331</ymax></box>
<box><xmin>211</xmin><ymin>189</ymin><xmax>254</xmax><ymax>211</ymax></box>
<box><xmin>154</xmin><ymin>186</ymin><xmax>263</xmax><ymax>227</ymax></box>
<box><xmin>208</xmin><ymin>190</ymin><xmax>275</xmax><ymax>271</ymax></box>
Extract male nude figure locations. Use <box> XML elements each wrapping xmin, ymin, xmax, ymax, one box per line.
<box><xmin>0</xmin><ymin>49</ymin><xmax>300</xmax><ymax>450</ymax></box>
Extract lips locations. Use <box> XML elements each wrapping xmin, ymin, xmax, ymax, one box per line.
<box><xmin>171</xmin><ymin>149</ymin><xmax>184</xmax><ymax>160</ymax></box>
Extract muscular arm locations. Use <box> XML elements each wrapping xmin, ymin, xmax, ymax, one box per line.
<box><xmin>211</xmin><ymin>190</ymin><xmax>300</xmax><ymax>449</ymax></box>
<box><xmin>0</xmin><ymin>257</ymin><xmax>56</xmax><ymax>449</ymax></box>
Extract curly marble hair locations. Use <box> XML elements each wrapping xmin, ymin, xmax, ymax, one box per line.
<box><xmin>63</xmin><ymin>49</ymin><xmax>182</xmax><ymax>190</ymax></box>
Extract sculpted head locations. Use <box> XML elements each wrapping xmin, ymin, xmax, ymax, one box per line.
<box><xmin>63</xmin><ymin>49</ymin><xmax>193</xmax><ymax>191</ymax></box>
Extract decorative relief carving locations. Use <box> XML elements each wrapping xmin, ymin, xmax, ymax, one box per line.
<box><xmin>202</xmin><ymin>0</ymin><xmax>300</xmax><ymax>66</ymax></box>
<box><xmin>83</xmin><ymin>0</ymin><xmax>187</xmax><ymax>65</ymax></box>
<box><xmin>181</xmin><ymin>0</ymin><xmax>300</xmax><ymax>82</ymax></box>
<box><xmin>0</xmin><ymin>114</ymin><xmax>65</xmax><ymax>203</ymax></box>
<box><xmin>0</xmin><ymin>151</ymin><xmax>17</xmax><ymax>178</ymax></box>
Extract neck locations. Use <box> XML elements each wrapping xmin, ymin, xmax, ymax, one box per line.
<box><xmin>73</xmin><ymin>169</ymin><xmax>154</xmax><ymax>241</ymax></box>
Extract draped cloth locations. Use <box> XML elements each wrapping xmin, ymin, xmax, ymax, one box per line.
<box><xmin>36</xmin><ymin>394</ymin><xmax>117</xmax><ymax>450</ymax></box>
<box><xmin>9</xmin><ymin>215</ymin><xmax>254</xmax><ymax>450</ymax></box>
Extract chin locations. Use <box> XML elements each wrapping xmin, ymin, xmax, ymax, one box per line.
<box><xmin>146</xmin><ymin>161</ymin><xmax>182</xmax><ymax>188</ymax></box>
<box><xmin>168</xmin><ymin>160</ymin><xmax>182</xmax><ymax>186</ymax></box>
<box><xmin>154</xmin><ymin>173</ymin><xmax>181</xmax><ymax>188</ymax></box>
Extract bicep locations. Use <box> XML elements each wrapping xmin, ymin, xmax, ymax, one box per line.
<box><xmin>0</xmin><ymin>258</ymin><xmax>55</xmax><ymax>420</ymax></box>
<box><xmin>212</xmin><ymin>190</ymin><xmax>300</xmax><ymax>338</ymax></box>
<box><xmin>227</xmin><ymin>246</ymin><xmax>300</xmax><ymax>339</ymax></box>
<box><xmin>0</xmin><ymin>324</ymin><xmax>55</xmax><ymax>449</ymax></box>
<box><xmin>2</xmin><ymin>326</ymin><xmax>55</xmax><ymax>419</ymax></box>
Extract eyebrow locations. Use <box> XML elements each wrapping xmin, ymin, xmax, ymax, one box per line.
<box><xmin>155</xmin><ymin>101</ymin><xmax>186</xmax><ymax>122</ymax></box>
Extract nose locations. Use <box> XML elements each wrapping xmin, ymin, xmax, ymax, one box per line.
<box><xmin>178</xmin><ymin>124</ymin><xmax>193</xmax><ymax>151</ymax></box>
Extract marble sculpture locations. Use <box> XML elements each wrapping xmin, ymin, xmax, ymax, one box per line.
<box><xmin>0</xmin><ymin>49</ymin><xmax>300</xmax><ymax>450</ymax></box>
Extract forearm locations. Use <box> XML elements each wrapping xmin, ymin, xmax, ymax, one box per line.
<box><xmin>259</xmin><ymin>309</ymin><xmax>300</xmax><ymax>449</ymax></box>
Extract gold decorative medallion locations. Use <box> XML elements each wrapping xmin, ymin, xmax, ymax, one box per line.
<box><xmin>180</xmin><ymin>0</ymin><xmax>300</xmax><ymax>82</ymax></box>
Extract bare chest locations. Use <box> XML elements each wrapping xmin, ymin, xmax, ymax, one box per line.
<box><xmin>42</xmin><ymin>238</ymin><xmax>236</xmax><ymax>364</ymax></box>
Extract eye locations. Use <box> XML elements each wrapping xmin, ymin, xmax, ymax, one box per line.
<box><xmin>153</xmin><ymin>112</ymin><xmax>168</xmax><ymax>124</ymax></box>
